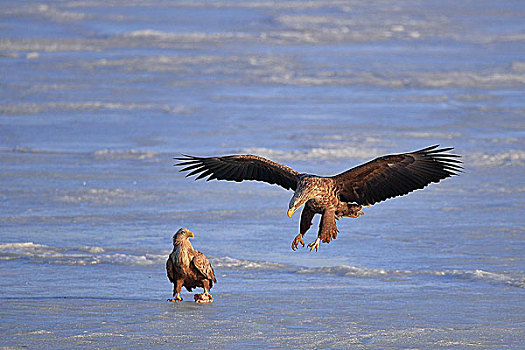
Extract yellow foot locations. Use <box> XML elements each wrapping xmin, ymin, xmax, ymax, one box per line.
<box><xmin>307</xmin><ymin>238</ymin><xmax>321</xmax><ymax>252</ymax></box>
<box><xmin>168</xmin><ymin>293</ymin><xmax>183</xmax><ymax>302</ymax></box>
<box><xmin>291</xmin><ymin>234</ymin><xmax>305</xmax><ymax>250</ymax></box>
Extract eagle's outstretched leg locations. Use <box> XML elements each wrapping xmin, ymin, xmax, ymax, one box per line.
<box><xmin>291</xmin><ymin>202</ymin><xmax>316</xmax><ymax>251</ymax></box>
<box><xmin>202</xmin><ymin>280</ymin><xmax>212</xmax><ymax>298</ymax></box>
<box><xmin>308</xmin><ymin>210</ymin><xmax>338</xmax><ymax>252</ymax></box>
<box><xmin>168</xmin><ymin>279</ymin><xmax>184</xmax><ymax>302</ymax></box>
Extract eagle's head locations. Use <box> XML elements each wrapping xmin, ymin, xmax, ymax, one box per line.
<box><xmin>287</xmin><ymin>176</ymin><xmax>325</xmax><ymax>217</ymax></box>
<box><xmin>173</xmin><ymin>228</ymin><xmax>194</xmax><ymax>246</ymax></box>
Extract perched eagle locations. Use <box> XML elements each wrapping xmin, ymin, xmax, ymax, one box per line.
<box><xmin>175</xmin><ymin>145</ymin><xmax>462</xmax><ymax>251</ymax></box>
<box><xmin>166</xmin><ymin>228</ymin><xmax>216</xmax><ymax>302</ymax></box>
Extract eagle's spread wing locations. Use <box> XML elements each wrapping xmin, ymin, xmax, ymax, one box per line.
<box><xmin>333</xmin><ymin>145</ymin><xmax>462</xmax><ymax>206</ymax></box>
<box><xmin>191</xmin><ymin>251</ymin><xmax>217</xmax><ymax>284</ymax></box>
<box><xmin>174</xmin><ymin>154</ymin><xmax>300</xmax><ymax>191</ymax></box>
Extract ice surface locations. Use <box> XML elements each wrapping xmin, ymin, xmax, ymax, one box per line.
<box><xmin>1</xmin><ymin>0</ymin><xmax>524</xmax><ymax>348</ymax></box>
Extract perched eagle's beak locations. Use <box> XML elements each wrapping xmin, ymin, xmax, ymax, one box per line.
<box><xmin>287</xmin><ymin>208</ymin><xmax>296</xmax><ymax>217</ymax></box>
<box><xmin>188</xmin><ymin>231</ymin><xmax>194</xmax><ymax>238</ymax></box>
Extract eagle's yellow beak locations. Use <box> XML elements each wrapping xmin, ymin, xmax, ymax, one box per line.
<box><xmin>189</xmin><ymin>231</ymin><xmax>194</xmax><ymax>238</ymax></box>
<box><xmin>287</xmin><ymin>208</ymin><xmax>295</xmax><ymax>217</ymax></box>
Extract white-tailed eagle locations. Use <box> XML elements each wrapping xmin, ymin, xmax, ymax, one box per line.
<box><xmin>166</xmin><ymin>228</ymin><xmax>216</xmax><ymax>302</ymax></box>
<box><xmin>175</xmin><ymin>145</ymin><xmax>462</xmax><ymax>251</ymax></box>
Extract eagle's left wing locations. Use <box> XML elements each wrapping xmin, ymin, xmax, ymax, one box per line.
<box><xmin>333</xmin><ymin>145</ymin><xmax>462</xmax><ymax>206</ymax></box>
<box><xmin>191</xmin><ymin>251</ymin><xmax>217</xmax><ymax>283</ymax></box>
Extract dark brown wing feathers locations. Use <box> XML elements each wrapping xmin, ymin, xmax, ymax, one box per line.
<box><xmin>174</xmin><ymin>154</ymin><xmax>300</xmax><ymax>191</ymax></box>
<box><xmin>166</xmin><ymin>256</ymin><xmax>175</xmax><ymax>283</ymax></box>
<box><xmin>334</xmin><ymin>145</ymin><xmax>462</xmax><ymax>206</ymax></box>
<box><xmin>191</xmin><ymin>251</ymin><xmax>217</xmax><ymax>284</ymax></box>
<box><xmin>175</xmin><ymin>146</ymin><xmax>461</xmax><ymax>206</ymax></box>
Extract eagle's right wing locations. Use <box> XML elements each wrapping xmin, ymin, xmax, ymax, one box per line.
<box><xmin>175</xmin><ymin>154</ymin><xmax>300</xmax><ymax>191</ymax></box>
<box><xmin>166</xmin><ymin>255</ymin><xmax>175</xmax><ymax>283</ymax></box>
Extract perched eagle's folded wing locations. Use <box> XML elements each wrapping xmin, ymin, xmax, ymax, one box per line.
<box><xmin>166</xmin><ymin>255</ymin><xmax>175</xmax><ymax>283</ymax></box>
<box><xmin>191</xmin><ymin>251</ymin><xmax>217</xmax><ymax>284</ymax></box>
<box><xmin>333</xmin><ymin>145</ymin><xmax>462</xmax><ymax>206</ymax></box>
<box><xmin>175</xmin><ymin>154</ymin><xmax>300</xmax><ymax>191</ymax></box>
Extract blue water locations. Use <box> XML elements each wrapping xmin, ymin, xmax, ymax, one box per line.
<box><xmin>1</xmin><ymin>0</ymin><xmax>524</xmax><ymax>348</ymax></box>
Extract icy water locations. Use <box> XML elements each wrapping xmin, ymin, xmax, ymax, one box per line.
<box><xmin>1</xmin><ymin>0</ymin><xmax>524</xmax><ymax>348</ymax></box>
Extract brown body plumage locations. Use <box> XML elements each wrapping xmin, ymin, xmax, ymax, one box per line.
<box><xmin>166</xmin><ymin>228</ymin><xmax>216</xmax><ymax>301</ymax></box>
<box><xmin>175</xmin><ymin>145</ymin><xmax>462</xmax><ymax>251</ymax></box>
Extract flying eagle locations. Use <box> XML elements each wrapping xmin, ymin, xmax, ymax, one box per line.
<box><xmin>166</xmin><ymin>228</ymin><xmax>216</xmax><ymax>302</ymax></box>
<box><xmin>174</xmin><ymin>145</ymin><xmax>462</xmax><ymax>251</ymax></box>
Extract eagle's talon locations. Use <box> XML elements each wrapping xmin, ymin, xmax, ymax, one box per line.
<box><xmin>291</xmin><ymin>234</ymin><xmax>305</xmax><ymax>250</ymax></box>
<box><xmin>307</xmin><ymin>238</ymin><xmax>320</xmax><ymax>252</ymax></box>
<box><xmin>168</xmin><ymin>293</ymin><xmax>183</xmax><ymax>302</ymax></box>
